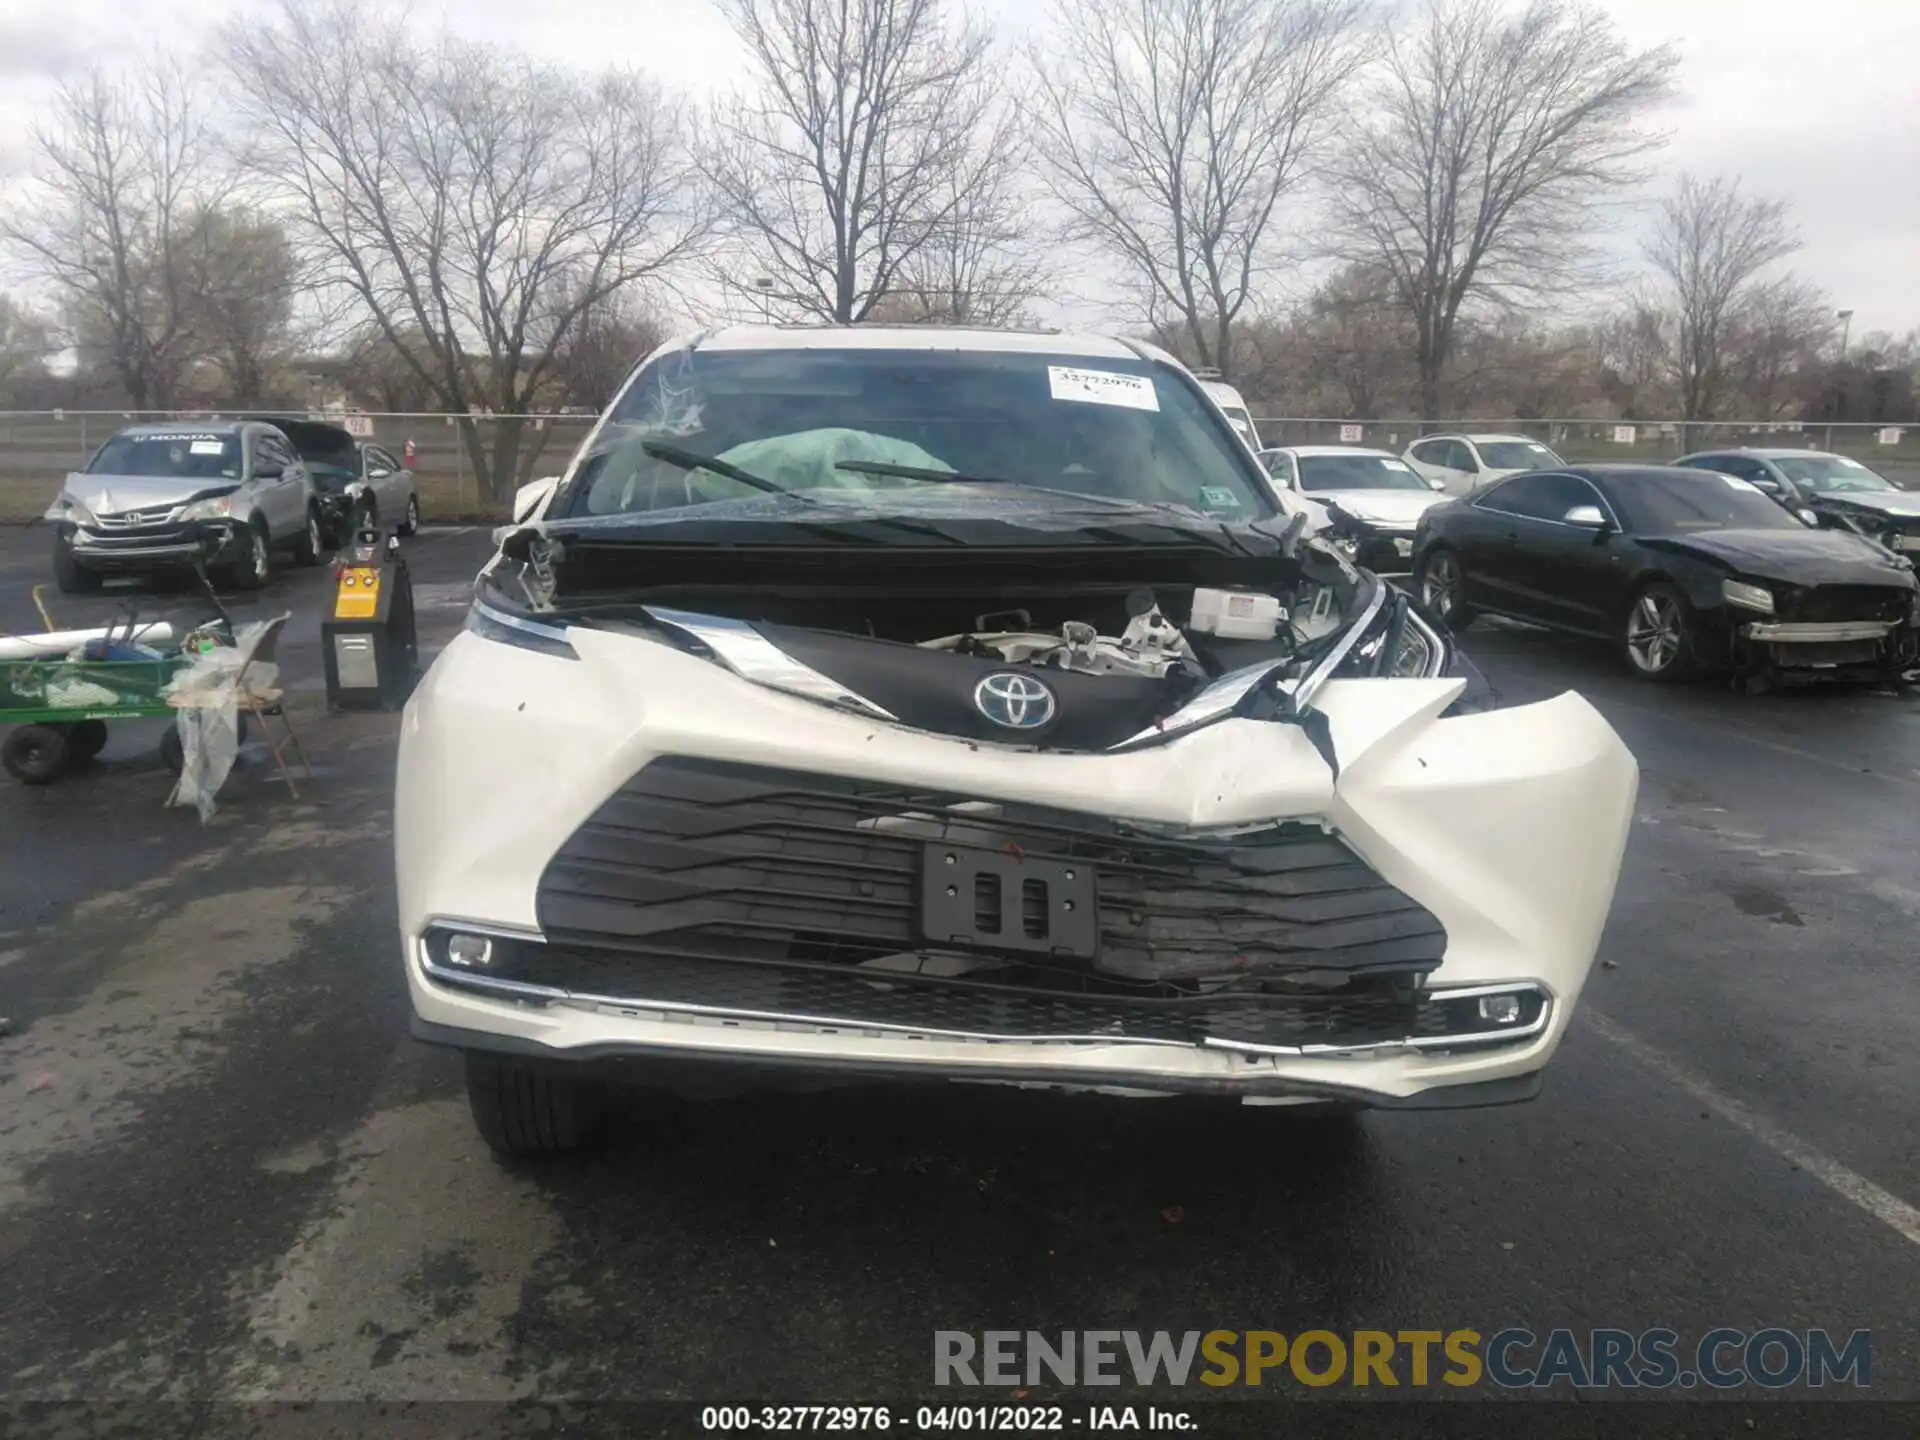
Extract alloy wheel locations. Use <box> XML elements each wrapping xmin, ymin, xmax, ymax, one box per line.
<box><xmin>1421</xmin><ymin>553</ymin><xmax>1460</xmax><ymax>618</ymax></box>
<box><xmin>251</xmin><ymin>529</ymin><xmax>269</xmax><ymax>581</ymax></box>
<box><xmin>1626</xmin><ymin>591</ymin><xmax>1683</xmax><ymax>673</ymax></box>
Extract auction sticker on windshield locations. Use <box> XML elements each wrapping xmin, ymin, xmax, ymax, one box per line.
<box><xmin>1048</xmin><ymin>366</ymin><xmax>1160</xmax><ymax>412</ymax></box>
<box><xmin>190</xmin><ymin>440</ymin><xmax>226</xmax><ymax>455</ymax></box>
<box><xmin>1722</xmin><ymin>475</ymin><xmax>1760</xmax><ymax>491</ymax></box>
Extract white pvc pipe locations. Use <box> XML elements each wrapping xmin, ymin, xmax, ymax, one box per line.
<box><xmin>0</xmin><ymin>622</ymin><xmax>177</xmax><ymax>661</ymax></box>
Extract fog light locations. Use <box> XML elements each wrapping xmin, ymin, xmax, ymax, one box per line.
<box><xmin>446</xmin><ymin>933</ymin><xmax>493</xmax><ymax>969</ymax></box>
<box><xmin>1478</xmin><ymin>993</ymin><xmax>1522</xmax><ymax>1025</ymax></box>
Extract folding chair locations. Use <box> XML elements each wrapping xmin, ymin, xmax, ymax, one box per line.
<box><xmin>166</xmin><ymin>612</ymin><xmax>314</xmax><ymax>806</ymax></box>
<box><xmin>232</xmin><ymin>613</ymin><xmax>315</xmax><ymax>799</ymax></box>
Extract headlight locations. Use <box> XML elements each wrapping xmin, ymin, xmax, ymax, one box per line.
<box><xmin>1721</xmin><ymin>579</ymin><xmax>1775</xmax><ymax>614</ymax></box>
<box><xmin>178</xmin><ymin>495</ymin><xmax>238</xmax><ymax>522</ymax></box>
<box><xmin>465</xmin><ymin>596</ymin><xmax>578</xmax><ymax>659</ymax></box>
<box><xmin>48</xmin><ymin>494</ymin><xmax>99</xmax><ymax>526</ymax></box>
<box><xmin>1331</xmin><ymin>535</ymin><xmax>1360</xmax><ymax>556</ymax></box>
<box><xmin>1342</xmin><ymin>592</ymin><xmax>1449</xmax><ymax>680</ymax></box>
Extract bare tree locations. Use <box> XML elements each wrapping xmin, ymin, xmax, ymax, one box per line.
<box><xmin>545</xmin><ymin>291</ymin><xmax>672</xmax><ymax>411</ymax></box>
<box><xmin>1723</xmin><ymin>274</ymin><xmax>1833</xmax><ymax>419</ymax></box>
<box><xmin>1</xmin><ymin>64</ymin><xmax>229</xmax><ymax>410</ymax></box>
<box><xmin>1594</xmin><ymin>298</ymin><xmax>1673</xmax><ymax>418</ymax></box>
<box><xmin>177</xmin><ymin>204</ymin><xmax>302</xmax><ymax>407</ymax></box>
<box><xmin>1293</xmin><ymin>263</ymin><xmax>1415</xmax><ymax>417</ymax></box>
<box><xmin>1030</xmin><ymin>0</ymin><xmax>1369</xmax><ymax>381</ymax></box>
<box><xmin>1333</xmin><ymin>0</ymin><xmax>1678</xmax><ymax>421</ymax></box>
<box><xmin>705</xmin><ymin>0</ymin><xmax>1002</xmax><ymax>324</ymax></box>
<box><xmin>1643</xmin><ymin>173</ymin><xmax>1802</xmax><ymax>421</ymax></box>
<box><xmin>0</xmin><ymin>294</ymin><xmax>54</xmax><ymax>407</ymax></box>
<box><xmin>225</xmin><ymin>0</ymin><xmax>710</xmax><ymax>498</ymax></box>
<box><xmin>872</xmin><ymin>108</ymin><xmax>1053</xmax><ymax>326</ymax></box>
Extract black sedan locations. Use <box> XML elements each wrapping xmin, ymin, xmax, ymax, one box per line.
<box><xmin>1410</xmin><ymin>464</ymin><xmax>1920</xmax><ymax>684</ymax></box>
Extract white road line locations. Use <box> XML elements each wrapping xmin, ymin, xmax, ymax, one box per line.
<box><xmin>1582</xmin><ymin>1008</ymin><xmax>1920</xmax><ymax>1248</ymax></box>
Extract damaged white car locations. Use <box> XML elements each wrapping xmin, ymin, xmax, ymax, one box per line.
<box><xmin>395</xmin><ymin>327</ymin><xmax>1639</xmax><ymax>1156</ymax></box>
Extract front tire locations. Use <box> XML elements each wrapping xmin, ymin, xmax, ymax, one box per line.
<box><xmin>292</xmin><ymin>508</ymin><xmax>323</xmax><ymax>567</ymax></box>
<box><xmin>396</xmin><ymin>492</ymin><xmax>420</xmax><ymax>537</ymax></box>
<box><xmin>1416</xmin><ymin>547</ymin><xmax>1476</xmax><ymax>628</ymax></box>
<box><xmin>53</xmin><ymin>536</ymin><xmax>102</xmax><ymax>594</ymax></box>
<box><xmin>223</xmin><ymin>523</ymin><xmax>271</xmax><ymax>591</ymax></box>
<box><xmin>4</xmin><ymin>725</ymin><xmax>71</xmax><ymax>784</ymax></box>
<box><xmin>1623</xmin><ymin>581</ymin><xmax>1695</xmax><ymax>682</ymax></box>
<box><xmin>464</xmin><ymin>1053</ymin><xmax>600</xmax><ymax>1157</ymax></box>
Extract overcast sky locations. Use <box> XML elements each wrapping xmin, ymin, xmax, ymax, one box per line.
<box><xmin>2</xmin><ymin>0</ymin><xmax>1915</xmax><ymax>338</ymax></box>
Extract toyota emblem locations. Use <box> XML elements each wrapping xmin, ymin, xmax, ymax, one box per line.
<box><xmin>973</xmin><ymin>672</ymin><xmax>1058</xmax><ymax>729</ymax></box>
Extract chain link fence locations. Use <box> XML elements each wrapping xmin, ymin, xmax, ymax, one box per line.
<box><xmin>3</xmin><ymin>409</ymin><xmax>1916</xmax><ymax>522</ymax></box>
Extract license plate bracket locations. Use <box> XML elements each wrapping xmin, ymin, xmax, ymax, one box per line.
<box><xmin>919</xmin><ymin>844</ymin><xmax>1099</xmax><ymax>958</ymax></box>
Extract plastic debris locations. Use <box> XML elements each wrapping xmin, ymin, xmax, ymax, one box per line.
<box><xmin>161</xmin><ymin>615</ymin><xmax>285</xmax><ymax>823</ymax></box>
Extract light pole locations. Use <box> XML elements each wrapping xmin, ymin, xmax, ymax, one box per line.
<box><xmin>1837</xmin><ymin>308</ymin><xmax>1854</xmax><ymax>359</ymax></box>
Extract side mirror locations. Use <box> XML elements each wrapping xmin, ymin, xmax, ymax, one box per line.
<box><xmin>1751</xmin><ymin>477</ymin><xmax>1783</xmax><ymax>496</ymax></box>
<box><xmin>1798</xmin><ymin>508</ymin><xmax>1820</xmax><ymax>527</ymax></box>
<box><xmin>1428</xmin><ymin>476</ymin><xmax>1448</xmax><ymax>492</ymax></box>
<box><xmin>368</xmin><ymin>465</ymin><xmax>394</xmax><ymax>480</ymax></box>
<box><xmin>1564</xmin><ymin>504</ymin><xmax>1610</xmax><ymax>530</ymax></box>
<box><xmin>512</xmin><ymin>475</ymin><xmax>560</xmax><ymax>524</ymax></box>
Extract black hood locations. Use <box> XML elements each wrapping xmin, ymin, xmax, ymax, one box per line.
<box><xmin>257</xmin><ymin>417</ymin><xmax>359</xmax><ymax>467</ymax></box>
<box><xmin>537</xmin><ymin>487</ymin><xmax>1322</xmax><ymax>606</ymax></box>
<box><xmin>1641</xmin><ymin>528</ymin><xmax>1917</xmax><ymax>589</ymax></box>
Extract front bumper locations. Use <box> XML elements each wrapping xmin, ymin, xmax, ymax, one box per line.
<box><xmin>1331</xmin><ymin>529</ymin><xmax>1417</xmax><ymax>574</ymax></box>
<box><xmin>1732</xmin><ymin>618</ymin><xmax>1914</xmax><ymax>674</ymax></box>
<box><xmin>396</xmin><ymin>627</ymin><xmax>1639</xmax><ymax>1105</ymax></box>
<box><xmin>64</xmin><ymin>519</ymin><xmax>247</xmax><ymax>572</ymax></box>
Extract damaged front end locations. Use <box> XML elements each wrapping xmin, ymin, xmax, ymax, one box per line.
<box><xmin>397</xmin><ymin>338</ymin><xmax>1634</xmax><ymax>1119</ymax></box>
<box><xmin>477</xmin><ymin>494</ymin><xmax>1464</xmax><ymax>757</ymax></box>
<box><xmin>401</xmin><ymin>496</ymin><xmax>1604</xmax><ymax>1094</ymax></box>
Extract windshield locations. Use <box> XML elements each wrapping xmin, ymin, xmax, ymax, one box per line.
<box><xmin>560</xmin><ymin>348</ymin><xmax>1273</xmax><ymax>523</ymax></box>
<box><xmin>1610</xmin><ymin>471</ymin><xmax>1809</xmax><ymax>533</ymax></box>
<box><xmin>1297</xmin><ymin>454</ymin><xmax>1431</xmax><ymax>493</ymax></box>
<box><xmin>1770</xmin><ymin>454</ymin><xmax>1894</xmax><ymax>492</ymax></box>
<box><xmin>1476</xmin><ymin>440</ymin><xmax>1562</xmax><ymax>469</ymax></box>
<box><xmin>88</xmin><ymin>432</ymin><xmax>243</xmax><ymax>480</ymax></box>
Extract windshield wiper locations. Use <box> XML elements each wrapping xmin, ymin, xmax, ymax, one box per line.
<box><xmin>641</xmin><ymin>439</ymin><xmax>798</xmax><ymax>500</ymax></box>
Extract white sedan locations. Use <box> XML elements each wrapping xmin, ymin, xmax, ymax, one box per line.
<box><xmin>1259</xmin><ymin>446</ymin><xmax>1451</xmax><ymax>574</ymax></box>
<box><xmin>396</xmin><ymin>326</ymin><xmax>1638</xmax><ymax>1156</ymax></box>
<box><xmin>1403</xmin><ymin>433</ymin><xmax>1565</xmax><ymax>496</ymax></box>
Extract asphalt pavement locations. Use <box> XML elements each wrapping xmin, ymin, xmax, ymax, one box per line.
<box><xmin>2</xmin><ymin>524</ymin><xmax>1917</xmax><ymax>1423</ymax></box>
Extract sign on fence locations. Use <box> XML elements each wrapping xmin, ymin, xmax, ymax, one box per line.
<box><xmin>1612</xmin><ymin>425</ymin><xmax>1637</xmax><ymax>444</ymax></box>
<box><xmin>1339</xmin><ymin>423</ymin><xmax>1364</xmax><ymax>443</ymax></box>
<box><xmin>343</xmin><ymin>415</ymin><xmax>374</xmax><ymax>438</ymax></box>
<box><xmin>1879</xmin><ymin>428</ymin><xmax>1903</xmax><ymax>445</ymax></box>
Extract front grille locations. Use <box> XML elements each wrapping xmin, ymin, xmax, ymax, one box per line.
<box><xmin>92</xmin><ymin>504</ymin><xmax>181</xmax><ymax>529</ymax></box>
<box><xmin>82</xmin><ymin>524</ymin><xmax>198</xmax><ymax>550</ymax></box>
<box><xmin>1781</xmin><ymin>585</ymin><xmax>1910</xmax><ymax>624</ymax></box>
<box><xmin>1769</xmin><ymin>640</ymin><xmax>1882</xmax><ymax>669</ymax></box>
<box><xmin>530</xmin><ymin>757</ymin><xmax>1451</xmax><ymax>1049</ymax></box>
